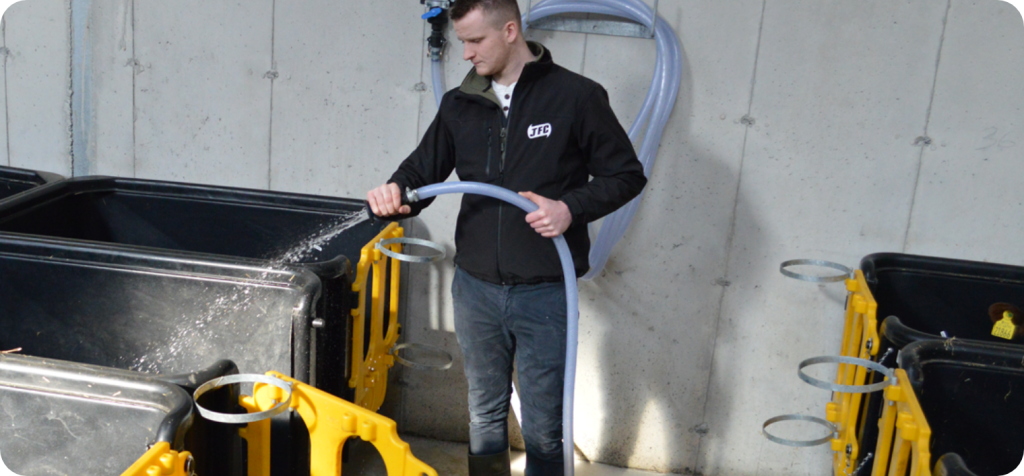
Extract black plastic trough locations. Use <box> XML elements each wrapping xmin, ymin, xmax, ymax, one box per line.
<box><xmin>855</xmin><ymin>252</ymin><xmax>1024</xmax><ymax>467</ymax></box>
<box><xmin>0</xmin><ymin>165</ymin><xmax>62</xmax><ymax>201</ymax></box>
<box><xmin>0</xmin><ymin>176</ymin><xmax>393</xmax><ymax>398</ymax></box>
<box><xmin>901</xmin><ymin>339</ymin><xmax>1024</xmax><ymax>476</ymax></box>
<box><xmin>0</xmin><ymin>353</ymin><xmax>193</xmax><ymax>475</ymax></box>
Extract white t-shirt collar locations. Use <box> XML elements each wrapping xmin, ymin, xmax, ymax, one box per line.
<box><xmin>491</xmin><ymin>80</ymin><xmax>516</xmax><ymax>117</ymax></box>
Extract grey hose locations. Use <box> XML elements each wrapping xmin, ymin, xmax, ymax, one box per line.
<box><xmin>411</xmin><ymin>181</ymin><xmax>580</xmax><ymax>476</ymax></box>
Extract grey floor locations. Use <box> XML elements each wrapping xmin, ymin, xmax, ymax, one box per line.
<box><xmin>343</xmin><ymin>436</ymin><xmax>663</xmax><ymax>475</ymax></box>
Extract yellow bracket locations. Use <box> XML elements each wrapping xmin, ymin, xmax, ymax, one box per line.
<box><xmin>871</xmin><ymin>369</ymin><xmax>932</xmax><ymax>476</ymax></box>
<box><xmin>350</xmin><ymin>222</ymin><xmax>404</xmax><ymax>411</ymax></box>
<box><xmin>242</xmin><ymin>371</ymin><xmax>437</xmax><ymax>476</ymax></box>
<box><xmin>239</xmin><ymin>395</ymin><xmax>273</xmax><ymax>476</ymax></box>
<box><xmin>120</xmin><ymin>442</ymin><xmax>191</xmax><ymax>476</ymax></box>
<box><xmin>831</xmin><ymin>269</ymin><xmax>880</xmax><ymax>475</ymax></box>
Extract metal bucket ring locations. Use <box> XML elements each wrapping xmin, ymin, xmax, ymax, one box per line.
<box><xmin>780</xmin><ymin>259</ymin><xmax>853</xmax><ymax>283</ymax></box>
<box><xmin>193</xmin><ymin>373</ymin><xmax>292</xmax><ymax>424</ymax></box>
<box><xmin>391</xmin><ymin>342</ymin><xmax>453</xmax><ymax>371</ymax></box>
<box><xmin>762</xmin><ymin>414</ymin><xmax>836</xmax><ymax>447</ymax></box>
<box><xmin>798</xmin><ymin>355</ymin><xmax>894</xmax><ymax>393</ymax></box>
<box><xmin>376</xmin><ymin>237</ymin><xmax>446</xmax><ymax>263</ymax></box>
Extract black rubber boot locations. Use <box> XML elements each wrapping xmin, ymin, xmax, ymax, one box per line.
<box><xmin>525</xmin><ymin>457</ymin><xmax>563</xmax><ymax>476</ymax></box>
<box><xmin>468</xmin><ymin>449</ymin><xmax>511</xmax><ymax>476</ymax></box>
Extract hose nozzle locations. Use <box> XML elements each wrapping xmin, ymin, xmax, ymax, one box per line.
<box><xmin>364</xmin><ymin>187</ymin><xmax>418</xmax><ymax>221</ymax></box>
<box><xmin>404</xmin><ymin>187</ymin><xmax>420</xmax><ymax>204</ymax></box>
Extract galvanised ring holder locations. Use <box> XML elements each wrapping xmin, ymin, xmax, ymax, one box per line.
<box><xmin>797</xmin><ymin>355</ymin><xmax>894</xmax><ymax>393</ymax></box>
<box><xmin>376</xmin><ymin>237</ymin><xmax>446</xmax><ymax>263</ymax></box>
<box><xmin>762</xmin><ymin>414</ymin><xmax>837</xmax><ymax>447</ymax></box>
<box><xmin>780</xmin><ymin>259</ymin><xmax>853</xmax><ymax>283</ymax></box>
<box><xmin>193</xmin><ymin>374</ymin><xmax>292</xmax><ymax>424</ymax></box>
<box><xmin>391</xmin><ymin>342</ymin><xmax>454</xmax><ymax>371</ymax></box>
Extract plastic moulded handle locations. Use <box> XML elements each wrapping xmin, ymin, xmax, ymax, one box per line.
<box><xmin>422</xmin><ymin>7</ymin><xmax>442</xmax><ymax>19</ymax></box>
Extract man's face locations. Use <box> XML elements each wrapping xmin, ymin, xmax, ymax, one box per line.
<box><xmin>454</xmin><ymin>7</ymin><xmax>513</xmax><ymax>77</ymax></box>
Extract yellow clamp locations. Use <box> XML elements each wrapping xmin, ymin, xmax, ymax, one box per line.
<box><xmin>243</xmin><ymin>371</ymin><xmax>437</xmax><ymax>476</ymax></box>
<box><xmin>120</xmin><ymin>442</ymin><xmax>192</xmax><ymax>476</ymax></box>
<box><xmin>350</xmin><ymin>222</ymin><xmax>404</xmax><ymax>411</ymax></box>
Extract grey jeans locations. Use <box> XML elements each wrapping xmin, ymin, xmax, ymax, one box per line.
<box><xmin>452</xmin><ymin>266</ymin><xmax>567</xmax><ymax>474</ymax></box>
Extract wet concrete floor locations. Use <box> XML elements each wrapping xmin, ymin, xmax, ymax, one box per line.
<box><xmin>343</xmin><ymin>435</ymin><xmax>664</xmax><ymax>475</ymax></box>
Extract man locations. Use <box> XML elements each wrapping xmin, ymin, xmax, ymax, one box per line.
<box><xmin>367</xmin><ymin>1</ymin><xmax>646</xmax><ymax>474</ymax></box>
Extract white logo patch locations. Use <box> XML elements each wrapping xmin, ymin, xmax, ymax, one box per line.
<box><xmin>527</xmin><ymin>123</ymin><xmax>552</xmax><ymax>139</ymax></box>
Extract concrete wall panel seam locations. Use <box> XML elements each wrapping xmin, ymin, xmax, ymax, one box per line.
<box><xmin>131</xmin><ymin>0</ymin><xmax>136</xmax><ymax>177</ymax></box>
<box><xmin>81</xmin><ymin>0</ymin><xmax>139</xmax><ymax>177</ymax></box>
<box><xmin>414</xmin><ymin>17</ymin><xmax>429</xmax><ymax>145</ymax></box>
<box><xmin>71</xmin><ymin>0</ymin><xmax>93</xmax><ymax>176</ymax></box>
<box><xmin>901</xmin><ymin>0</ymin><xmax>952</xmax><ymax>252</ymax></box>
<box><xmin>743</xmin><ymin>0</ymin><xmax>767</xmax><ymax>114</ymax></box>
<box><xmin>692</xmin><ymin>0</ymin><xmax>766</xmax><ymax>470</ymax></box>
<box><xmin>901</xmin><ymin>0</ymin><xmax>1024</xmax><ymax>264</ymax></box>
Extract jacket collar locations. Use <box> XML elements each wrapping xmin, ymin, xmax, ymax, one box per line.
<box><xmin>458</xmin><ymin>42</ymin><xmax>552</xmax><ymax>108</ymax></box>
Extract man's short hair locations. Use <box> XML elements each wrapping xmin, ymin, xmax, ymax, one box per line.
<box><xmin>451</xmin><ymin>0</ymin><xmax>522</xmax><ymax>28</ymax></box>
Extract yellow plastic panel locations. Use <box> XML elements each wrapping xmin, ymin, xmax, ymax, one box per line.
<box><xmin>831</xmin><ymin>270</ymin><xmax>881</xmax><ymax>475</ymax></box>
<box><xmin>350</xmin><ymin>222</ymin><xmax>404</xmax><ymax>411</ymax></box>
<box><xmin>244</xmin><ymin>371</ymin><xmax>437</xmax><ymax>476</ymax></box>
<box><xmin>120</xmin><ymin>442</ymin><xmax>191</xmax><ymax>476</ymax></box>
<box><xmin>239</xmin><ymin>395</ymin><xmax>272</xmax><ymax>476</ymax></box>
<box><xmin>871</xmin><ymin>369</ymin><xmax>932</xmax><ymax>476</ymax></box>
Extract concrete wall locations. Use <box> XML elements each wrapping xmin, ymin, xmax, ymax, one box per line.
<box><xmin>2</xmin><ymin>0</ymin><xmax>1023</xmax><ymax>474</ymax></box>
<box><xmin>3</xmin><ymin>0</ymin><xmax>70</xmax><ymax>174</ymax></box>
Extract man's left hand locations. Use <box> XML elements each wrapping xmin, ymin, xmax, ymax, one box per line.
<box><xmin>519</xmin><ymin>191</ymin><xmax>572</xmax><ymax>238</ymax></box>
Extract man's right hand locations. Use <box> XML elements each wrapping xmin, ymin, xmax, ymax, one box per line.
<box><xmin>367</xmin><ymin>183</ymin><xmax>411</xmax><ymax>217</ymax></box>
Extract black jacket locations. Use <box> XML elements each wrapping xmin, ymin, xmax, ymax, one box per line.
<box><xmin>389</xmin><ymin>43</ymin><xmax>647</xmax><ymax>285</ymax></box>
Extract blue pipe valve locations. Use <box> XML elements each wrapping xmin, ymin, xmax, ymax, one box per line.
<box><xmin>421</xmin><ymin>7</ymin><xmax>442</xmax><ymax>19</ymax></box>
<box><xmin>422</xmin><ymin>6</ymin><xmax>448</xmax><ymax>61</ymax></box>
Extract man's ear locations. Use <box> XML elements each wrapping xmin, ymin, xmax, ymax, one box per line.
<box><xmin>504</xmin><ymin>20</ymin><xmax>519</xmax><ymax>43</ymax></box>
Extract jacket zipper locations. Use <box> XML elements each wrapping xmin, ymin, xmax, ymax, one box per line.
<box><xmin>499</xmin><ymin>126</ymin><xmax>507</xmax><ymax>173</ymax></box>
<box><xmin>496</xmin><ymin>110</ymin><xmax>510</xmax><ymax>284</ymax></box>
<box><xmin>486</xmin><ymin>127</ymin><xmax>492</xmax><ymax>176</ymax></box>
